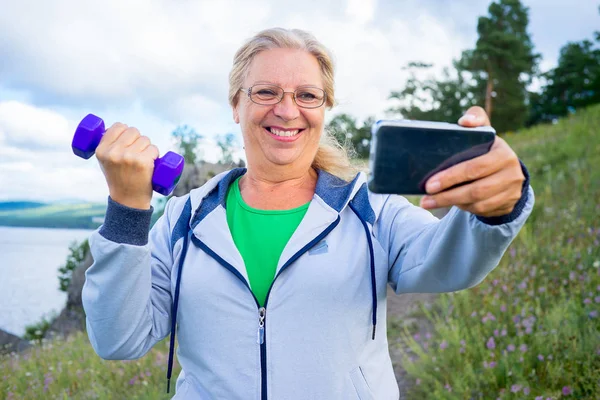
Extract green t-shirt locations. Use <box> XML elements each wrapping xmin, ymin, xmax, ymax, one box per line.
<box><xmin>226</xmin><ymin>177</ymin><xmax>310</xmax><ymax>306</ymax></box>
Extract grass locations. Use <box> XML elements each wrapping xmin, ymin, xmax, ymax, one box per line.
<box><xmin>391</xmin><ymin>105</ymin><xmax>600</xmax><ymax>399</ymax></box>
<box><xmin>1</xmin><ymin>105</ymin><xmax>599</xmax><ymax>399</ymax></box>
<box><xmin>1</xmin><ymin>333</ymin><xmax>181</xmax><ymax>399</ymax></box>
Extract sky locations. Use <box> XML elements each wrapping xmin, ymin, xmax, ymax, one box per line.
<box><xmin>0</xmin><ymin>0</ymin><xmax>598</xmax><ymax>205</ymax></box>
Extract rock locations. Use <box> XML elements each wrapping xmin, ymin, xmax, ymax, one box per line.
<box><xmin>44</xmin><ymin>249</ymin><xmax>94</xmax><ymax>340</ymax></box>
<box><xmin>173</xmin><ymin>160</ymin><xmax>244</xmax><ymax>197</ymax></box>
<box><xmin>0</xmin><ymin>328</ymin><xmax>30</xmax><ymax>355</ymax></box>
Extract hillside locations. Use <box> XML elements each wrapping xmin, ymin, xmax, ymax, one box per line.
<box><xmin>0</xmin><ymin>202</ymin><xmax>108</xmax><ymax>230</ymax></box>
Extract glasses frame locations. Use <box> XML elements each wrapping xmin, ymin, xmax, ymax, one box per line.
<box><xmin>239</xmin><ymin>84</ymin><xmax>327</xmax><ymax>109</ymax></box>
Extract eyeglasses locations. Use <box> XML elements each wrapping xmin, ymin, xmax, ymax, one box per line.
<box><xmin>239</xmin><ymin>84</ymin><xmax>326</xmax><ymax>109</ymax></box>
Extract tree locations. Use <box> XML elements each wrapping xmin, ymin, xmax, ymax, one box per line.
<box><xmin>528</xmin><ymin>39</ymin><xmax>600</xmax><ymax>125</ymax></box>
<box><xmin>171</xmin><ymin>125</ymin><xmax>203</xmax><ymax>164</ymax></box>
<box><xmin>216</xmin><ymin>133</ymin><xmax>238</xmax><ymax>165</ymax></box>
<box><xmin>528</xmin><ymin>6</ymin><xmax>600</xmax><ymax>125</ymax></box>
<box><xmin>326</xmin><ymin>114</ymin><xmax>375</xmax><ymax>159</ymax></box>
<box><xmin>387</xmin><ymin>61</ymin><xmax>477</xmax><ymax>122</ymax></box>
<box><xmin>459</xmin><ymin>0</ymin><xmax>540</xmax><ymax>132</ymax></box>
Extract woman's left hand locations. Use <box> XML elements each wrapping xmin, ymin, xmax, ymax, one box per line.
<box><xmin>419</xmin><ymin>106</ymin><xmax>525</xmax><ymax>218</ymax></box>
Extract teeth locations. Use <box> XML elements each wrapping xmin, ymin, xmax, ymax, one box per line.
<box><xmin>270</xmin><ymin>128</ymin><xmax>300</xmax><ymax>137</ymax></box>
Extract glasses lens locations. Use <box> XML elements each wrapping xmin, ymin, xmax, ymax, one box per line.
<box><xmin>295</xmin><ymin>87</ymin><xmax>325</xmax><ymax>107</ymax></box>
<box><xmin>250</xmin><ymin>85</ymin><xmax>283</xmax><ymax>104</ymax></box>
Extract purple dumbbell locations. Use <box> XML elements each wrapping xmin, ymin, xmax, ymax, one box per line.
<box><xmin>72</xmin><ymin>113</ymin><xmax>185</xmax><ymax>196</ymax></box>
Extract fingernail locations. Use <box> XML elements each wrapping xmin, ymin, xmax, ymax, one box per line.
<box><xmin>458</xmin><ymin>114</ymin><xmax>477</xmax><ymax>124</ymax></box>
<box><xmin>426</xmin><ymin>180</ymin><xmax>441</xmax><ymax>193</ymax></box>
<box><xmin>421</xmin><ymin>197</ymin><xmax>437</xmax><ymax>208</ymax></box>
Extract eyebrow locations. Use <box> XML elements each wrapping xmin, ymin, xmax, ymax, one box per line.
<box><xmin>251</xmin><ymin>81</ymin><xmax>324</xmax><ymax>89</ymax></box>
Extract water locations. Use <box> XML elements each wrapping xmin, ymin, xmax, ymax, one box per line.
<box><xmin>0</xmin><ymin>226</ymin><xmax>95</xmax><ymax>337</ymax></box>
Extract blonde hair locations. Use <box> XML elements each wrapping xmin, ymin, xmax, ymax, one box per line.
<box><xmin>228</xmin><ymin>27</ymin><xmax>359</xmax><ymax>182</ymax></box>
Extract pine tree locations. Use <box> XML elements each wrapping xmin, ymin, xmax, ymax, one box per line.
<box><xmin>459</xmin><ymin>0</ymin><xmax>540</xmax><ymax>133</ymax></box>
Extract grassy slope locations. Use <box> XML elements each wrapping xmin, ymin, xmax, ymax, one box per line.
<box><xmin>1</xmin><ymin>105</ymin><xmax>599</xmax><ymax>399</ymax></box>
<box><xmin>394</xmin><ymin>105</ymin><xmax>600</xmax><ymax>399</ymax></box>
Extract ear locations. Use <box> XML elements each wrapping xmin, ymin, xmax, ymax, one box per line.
<box><xmin>233</xmin><ymin>106</ymin><xmax>240</xmax><ymax>124</ymax></box>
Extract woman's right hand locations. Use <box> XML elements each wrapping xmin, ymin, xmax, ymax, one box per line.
<box><xmin>95</xmin><ymin>122</ymin><xmax>159</xmax><ymax>210</ymax></box>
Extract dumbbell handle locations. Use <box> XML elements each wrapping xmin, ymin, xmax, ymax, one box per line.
<box><xmin>72</xmin><ymin>114</ymin><xmax>185</xmax><ymax>196</ymax></box>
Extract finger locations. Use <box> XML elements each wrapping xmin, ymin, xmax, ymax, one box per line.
<box><xmin>140</xmin><ymin>144</ymin><xmax>160</xmax><ymax>161</ymax></box>
<box><xmin>126</xmin><ymin>135</ymin><xmax>152</xmax><ymax>153</ymax></box>
<box><xmin>113</xmin><ymin>127</ymin><xmax>142</xmax><ymax>148</ymax></box>
<box><xmin>425</xmin><ymin>137</ymin><xmax>510</xmax><ymax>194</ymax></box>
<box><xmin>98</xmin><ymin>122</ymin><xmax>128</xmax><ymax>150</ymax></box>
<box><xmin>457</xmin><ymin>187</ymin><xmax>521</xmax><ymax>217</ymax></box>
<box><xmin>458</xmin><ymin>106</ymin><xmax>491</xmax><ymax>127</ymax></box>
<box><xmin>421</xmin><ymin>167</ymin><xmax>512</xmax><ymax>209</ymax></box>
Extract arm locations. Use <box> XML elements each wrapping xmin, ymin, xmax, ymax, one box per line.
<box><xmin>82</xmin><ymin>196</ymin><xmax>179</xmax><ymax>360</ymax></box>
<box><xmin>380</xmin><ymin>165</ymin><xmax>534</xmax><ymax>294</ymax></box>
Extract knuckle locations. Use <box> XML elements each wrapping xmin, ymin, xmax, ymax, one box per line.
<box><xmin>469</xmin><ymin>184</ymin><xmax>486</xmax><ymax>201</ymax></box>
<box><xmin>465</xmin><ymin>163</ymin><xmax>482</xmax><ymax>181</ymax></box>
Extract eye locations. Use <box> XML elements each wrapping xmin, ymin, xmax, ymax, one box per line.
<box><xmin>297</xmin><ymin>91</ymin><xmax>317</xmax><ymax>101</ymax></box>
<box><xmin>253</xmin><ymin>87</ymin><xmax>280</xmax><ymax>100</ymax></box>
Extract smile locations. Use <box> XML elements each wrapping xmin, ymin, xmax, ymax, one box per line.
<box><xmin>266</xmin><ymin>127</ymin><xmax>303</xmax><ymax>137</ymax></box>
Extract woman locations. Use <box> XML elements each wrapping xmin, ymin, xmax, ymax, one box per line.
<box><xmin>82</xmin><ymin>28</ymin><xmax>534</xmax><ymax>399</ymax></box>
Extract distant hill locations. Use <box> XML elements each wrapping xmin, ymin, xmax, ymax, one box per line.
<box><xmin>0</xmin><ymin>201</ymin><xmax>47</xmax><ymax>211</ymax></box>
<box><xmin>0</xmin><ymin>201</ymin><xmax>107</xmax><ymax>229</ymax></box>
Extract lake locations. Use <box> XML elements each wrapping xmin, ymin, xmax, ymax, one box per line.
<box><xmin>0</xmin><ymin>226</ymin><xmax>95</xmax><ymax>337</ymax></box>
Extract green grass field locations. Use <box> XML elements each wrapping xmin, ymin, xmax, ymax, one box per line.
<box><xmin>1</xmin><ymin>105</ymin><xmax>599</xmax><ymax>399</ymax></box>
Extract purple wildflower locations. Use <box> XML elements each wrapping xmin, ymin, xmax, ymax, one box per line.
<box><xmin>563</xmin><ymin>386</ymin><xmax>572</xmax><ymax>395</ymax></box>
<box><xmin>511</xmin><ymin>384</ymin><xmax>522</xmax><ymax>393</ymax></box>
<box><xmin>494</xmin><ymin>329</ymin><xmax>500</xmax><ymax>337</ymax></box>
<box><xmin>416</xmin><ymin>378</ymin><xmax>421</xmax><ymax>385</ymax></box>
<box><xmin>595</xmin><ymin>296</ymin><xmax>600</xmax><ymax>303</ymax></box>
<box><xmin>538</xmin><ymin>286</ymin><xmax>546</xmax><ymax>293</ymax></box>
<box><xmin>445</xmin><ymin>383</ymin><xmax>452</xmax><ymax>392</ymax></box>
<box><xmin>538</xmin><ymin>354</ymin><xmax>544</xmax><ymax>361</ymax></box>
<box><xmin>460</xmin><ymin>340</ymin><xmax>466</xmax><ymax>346</ymax></box>
<box><xmin>535</xmin><ymin>397</ymin><xmax>543</xmax><ymax>400</ymax></box>
<box><xmin>493</xmin><ymin>279</ymin><xmax>499</xmax><ymax>286</ymax></box>
<box><xmin>487</xmin><ymin>337</ymin><xmax>496</xmax><ymax>349</ymax></box>
<box><xmin>518</xmin><ymin>281</ymin><xmax>527</xmax><ymax>290</ymax></box>
<box><xmin>584</xmin><ymin>298</ymin><xmax>592</xmax><ymax>304</ymax></box>
<box><xmin>520</xmin><ymin>344</ymin><xmax>528</xmax><ymax>353</ymax></box>
<box><xmin>589</xmin><ymin>310</ymin><xmax>598</xmax><ymax>318</ymax></box>
<box><xmin>523</xmin><ymin>387</ymin><xmax>530</xmax><ymax>395</ymax></box>
<box><xmin>501</xmin><ymin>329</ymin><xmax>507</xmax><ymax>336</ymax></box>
<box><xmin>500</xmin><ymin>304</ymin><xmax>507</xmax><ymax>312</ymax></box>
<box><xmin>439</xmin><ymin>340</ymin><xmax>448</xmax><ymax>350</ymax></box>
<box><xmin>507</xmin><ymin>344</ymin><xmax>516</xmax><ymax>352</ymax></box>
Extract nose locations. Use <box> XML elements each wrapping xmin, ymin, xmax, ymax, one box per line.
<box><xmin>272</xmin><ymin>92</ymin><xmax>300</xmax><ymax>121</ymax></box>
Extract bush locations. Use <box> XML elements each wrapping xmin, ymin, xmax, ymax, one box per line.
<box><xmin>57</xmin><ymin>240</ymin><xmax>89</xmax><ymax>292</ymax></box>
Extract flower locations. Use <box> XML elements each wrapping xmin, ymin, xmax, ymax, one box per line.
<box><xmin>487</xmin><ymin>337</ymin><xmax>496</xmax><ymax>350</ymax></box>
<box><xmin>562</xmin><ymin>386</ymin><xmax>572</xmax><ymax>395</ymax></box>
<box><xmin>584</xmin><ymin>298</ymin><xmax>592</xmax><ymax>304</ymax></box>
<box><xmin>537</xmin><ymin>354</ymin><xmax>544</xmax><ymax>361</ymax></box>
<box><xmin>500</xmin><ymin>304</ymin><xmax>507</xmax><ymax>312</ymax></box>
<box><xmin>523</xmin><ymin>387</ymin><xmax>530</xmax><ymax>395</ymax></box>
<box><xmin>510</xmin><ymin>384</ymin><xmax>522</xmax><ymax>393</ymax></box>
<box><xmin>589</xmin><ymin>311</ymin><xmax>598</xmax><ymax>318</ymax></box>
<box><xmin>439</xmin><ymin>340</ymin><xmax>448</xmax><ymax>350</ymax></box>
<box><xmin>507</xmin><ymin>344</ymin><xmax>516</xmax><ymax>352</ymax></box>
<box><xmin>519</xmin><ymin>344</ymin><xmax>528</xmax><ymax>353</ymax></box>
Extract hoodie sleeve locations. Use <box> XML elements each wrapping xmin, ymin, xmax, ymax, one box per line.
<box><xmin>81</xmin><ymin>195</ymin><xmax>182</xmax><ymax>360</ymax></box>
<box><xmin>378</xmin><ymin>161</ymin><xmax>535</xmax><ymax>294</ymax></box>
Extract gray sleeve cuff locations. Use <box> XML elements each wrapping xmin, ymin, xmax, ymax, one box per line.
<box><xmin>476</xmin><ymin>159</ymin><xmax>531</xmax><ymax>226</ymax></box>
<box><xmin>98</xmin><ymin>196</ymin><xmax>154</xmax><ymax>246</ymax></box>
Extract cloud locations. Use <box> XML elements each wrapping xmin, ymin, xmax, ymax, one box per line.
<box><xmin>0</xmin><ymin>101</ymin><xmax>73</xmax><ymax>151</ymax></box>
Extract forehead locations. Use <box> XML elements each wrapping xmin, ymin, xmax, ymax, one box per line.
<box><xmin>245</xmin><ymin>48</ymin><xmax>323</xmax><ymax>88</ymax></box>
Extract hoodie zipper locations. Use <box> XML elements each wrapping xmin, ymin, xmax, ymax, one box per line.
<box><xmin>191</xmin><ymin>215</ymin><xmax>340</xmax><ymax>400</ymax></box>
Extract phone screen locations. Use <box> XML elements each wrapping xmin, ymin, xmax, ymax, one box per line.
<box><xmin>368</xmin><ymin>123</ymin><xmax>496</xmax><ymax>195</ymax></box>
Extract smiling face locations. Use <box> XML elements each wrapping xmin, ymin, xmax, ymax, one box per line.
<box><xmin>233</xmin><ymin>48</ymin><xmax>326</xmax><ymax>174</ymax></box>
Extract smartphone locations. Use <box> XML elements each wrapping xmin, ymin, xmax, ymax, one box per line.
<box><xmin>367</xmin><ymin>119</ymin><xmax>496</xmax><ymax>195</ymax></box>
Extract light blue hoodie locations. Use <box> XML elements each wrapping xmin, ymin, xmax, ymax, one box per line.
<box><xmin>82</xmin><ymin>165</ymin><xmax>534</xmax><ymax>400</ymax></box>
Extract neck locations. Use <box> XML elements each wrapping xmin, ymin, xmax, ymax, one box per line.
<box><xmin>238</xmin><ymin>164</ymin><xmax>317</xmax><ymax>210</ymax></box>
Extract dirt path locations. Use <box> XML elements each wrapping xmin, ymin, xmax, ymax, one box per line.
<box><xmin>385</xmin><ymin>207</ymin><xmax>449</xmax><ymax>398</ymax></box>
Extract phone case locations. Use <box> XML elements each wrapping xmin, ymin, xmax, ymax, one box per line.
<box><xmin>367</xmin><ymin>120</ymin><xmax>496</xmax><ymax>195</ymax></box>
